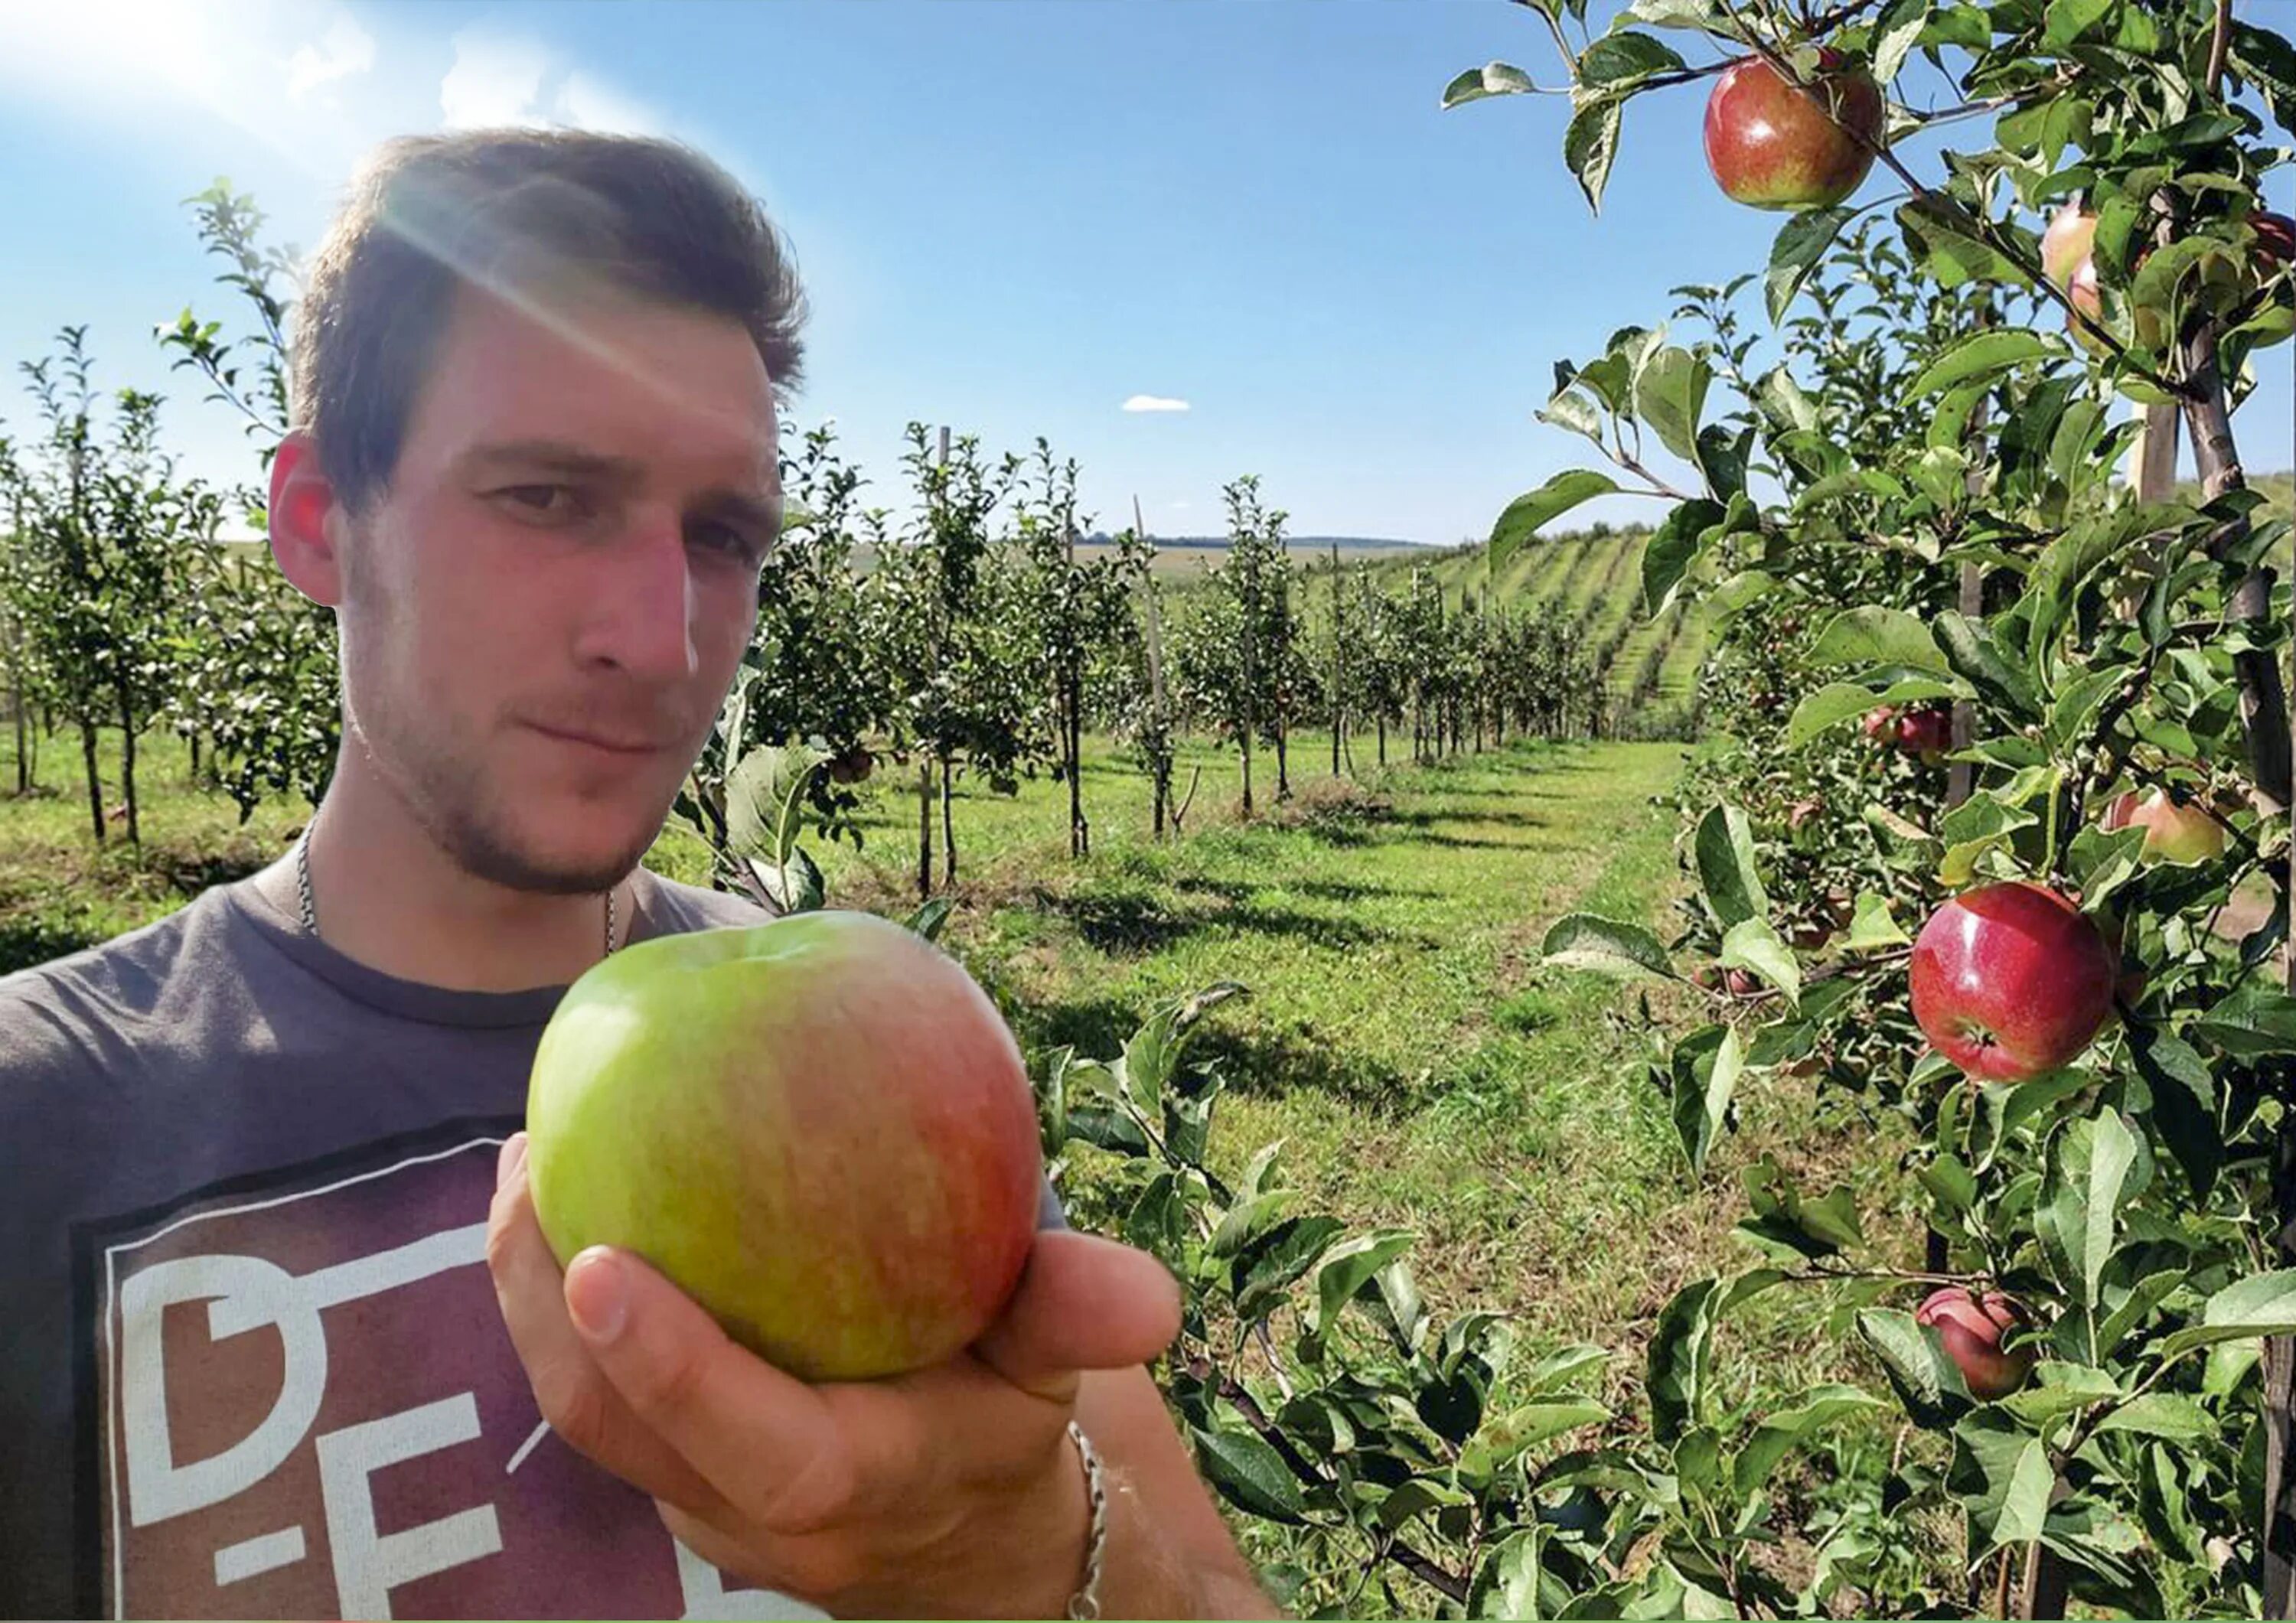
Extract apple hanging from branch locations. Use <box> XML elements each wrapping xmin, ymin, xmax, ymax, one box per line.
<box><xmin>524</xmin><ymin>909</ymin><xmax>1047</xmax><ymax>1382</ymax></box>
<box><xmin>1910</xmin><ymin>881</ymin><xmax>2118</xmax><ymax>1082</ymax></box>
<box><xmin>1916</xmin><ymin>1286</ymin><xmax>2039</xmax><ymax>1400</ymax></box>
<box><xmin>2100</xmin><ymin>787</ymin><xmax>2227</xmax><ymax>865</ymax></box>
<box><xmin>1703</xmin><ymin>48</ymin><xmax>1884</xmax><ymax>212</ymax></box>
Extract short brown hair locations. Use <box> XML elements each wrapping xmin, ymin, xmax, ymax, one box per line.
<box><xmin>290</xmin><ymin>128</ymin><xmax>808</xmax><ymax>515</ymax></box>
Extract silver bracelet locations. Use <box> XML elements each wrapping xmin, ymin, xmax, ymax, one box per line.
<box><xmin>1065</xmin><ymin>1421</ymin><xmax>1108</xmax><ymax>1621</ymax></box>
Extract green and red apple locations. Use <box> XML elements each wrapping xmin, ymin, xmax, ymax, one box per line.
<box><xmin>1704</xmin><ymin>48</ymin><xmax>1884</xmax><ymax>211</ymax></box>
<box><xmin>2101</xmin><ymin>787</ymin><xmax>2226</xmax><ymax>865</ymax></box>
<box><xmin>525</xmin><ymin>908</ymin><xmax>1045</xmax><ymax>1382</ymax></box>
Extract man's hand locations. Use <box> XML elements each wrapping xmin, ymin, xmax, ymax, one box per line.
<box><xmin>485</xmin><ymin>1132</ymin><xmax>1185</xmax><ymax>1619</ymax></box>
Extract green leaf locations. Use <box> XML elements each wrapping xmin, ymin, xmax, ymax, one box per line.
<box><xmin>1649</xmin><ymin>1276</ymin><xmax>1721</xmax><ymax>1443</ymax></box>
<box><xmin>1466</xmin><ymin>1527</ymin><xmax>1552</xmax><ymax>1621</ymax></box>
<box><xmin>1673</xmin><ymin>1024</ymin><xmax>1743</xmax><ymax>1176</ymax></box>
<box><xmin>2047</xmin><ymin>662</ymin><xmax>2128</xmax><ymax>752</ymax></box>
<box><xmin>1898</xmin><ymin>197</ymin><xmax>2032</xmax><ymax>288</ymax></box>
<box><xmin>1190</xmin><ymin>1425</ymin><xmax>1308</xmax><ymax>1524</ymax></box>
<box><xmin>1872</xmin><ymin>0</ymin><xmax>1929</xmax><ymax>83</ymax></box>
<box><xmin>1520</xmin><ymin>1343</ymin><xmax>1612</xmax><ymax>1397</ymax></box>
<box><xmin>1733</xmin><ymin>1386</ymin><xmax>1884</xmax><ymax>1498</ymax></box>
<box><xmin>1908</xmin><ymin>330</ymin><xmax>2056</xmax><ymax>397</ymax></box>
<box><xmin>2159</xmin><ymin>1270</ymin><xmax>2296</xmax><ymax>1357</ymax></box>
<box><xmin>1624</xmin><ymin>0</ymin><xmax>1721</xmax><ymax>25</ymax></box>
<box><xmin>1633</xmin><ymin>344</ymin><xmax>1710</xmax><ymax>464</ymax></box>
<box><xmin>1642</xmin><ymin>497</ymin><xmax>1725</xmax><ymax>614</ymax></box>
<box><xmin>2126</xmin><ymin>1023</ymin><xmax>2221</xmax><ymax>1201</ymax></box>
<box><xmin>1845</xmin><ymin>891</ymin><xmax>1910</xmax><ymax>950</ymax></box>
<box><xmin>1720</xmin><ymin>917</ymin><xmax>1800</xmax><ymax>1009</ymax></box>
<box><xmin>905</xmin><ymin>896</ymin><xmax>955</xmax><ymax>942</ymax></box>
<box><xmin>1457</xmin><ymin>1399</ymin><xmax>1611</xmax><ymax>1481</ymax></box>
<box><xmin>1541</xmin><ymin>912</ymin><xmax>1676</xmax><ymax>979</ymax></box>
<box><xmin>1936</xmin><ymin>610</ymin><xmax>2045</xmax><ymax>717</ymax></box>
<box><xmin>724</xmin><ymin>741</ymin><xmax>830</xmax><ymax>865</ymax></box>
<box><xmin>2095</xmin><ymin>1267</ymin><xmax>2187</xmax><ymax>1362</ymax></box>
<box><xmin>1564</xmin><ymin>96</ymin><xmax>1625</xmax><ymax>213</ymax></box>
<box><xmin>1742</xmin><ymin>1157</ymin><xmax>1864</xmax><ymax>1257</ymax></box>
<box><xmin>2037</xmin><ymin>1110</ymin><xmax>2141</xmax><ymax>1311</ymax></box>
<box><xmin>1442</xmin><ymin>60</ymin><xmax>1541</xmax><ymax>108</ymax></box>
<box><xmin>2095</xmin><ymin>1393</ymin><xmax>2210</xmax><ymax>1443</ymax></box>
<box><xmin>1756</xmin><ymin>366</ymin><xmax>1818</xmax><ymax>435</ymax></box>
<box><xmin>1208</xmin><ymin>1188</ymin><xmax>1294</xmax><ymax>1260</ymax></box>
<box><xmin>1537</xmin><ymin>387</ymin><xmax>1607</xmax><ymax>445</ymax></box>
<box><xmin>1489</xmin><ymin>471</ymin><xmax>1619</xmax><ymax>578</ymax></box>
<box><xmin>2044</xmin><ymin>0</ymin><xmax>2114</xmax><ymax>47</ymax></box>
<box><xmin>1578</xmin><ymin>31</ymin><xmax>1685</xmax><ymax>85</ymax></box>
<box><xmin>1232</xmin><ymin>1215</ymin><xmax>1345</xmax><ymax>1319</ymax></box>
<box><xmin>1311</xmin><ymin>1230</ymin><xmax>1417</xmax><ymax>1341</ymax></box>
<box><xmin>1766</xmin><ymin>207</ymin><xmax>1856</xmax><ymax>322</ymax></box>
<box><xmin>1808</xmin><ymin>606</ymin><xmax>1950</xmax><ymax>674</ymax></box>
<box><xmin>1951</xmin><ymin>1411</ymin><xmax>2056</xmax><ymax>1554</ymax></box>
<box><xmin>1694</xmin><ymin>803</ymin><xmax>1767</xmax><ymax>929</ymax></box>
<box><xmin>2192</xmin><ymin>991</ymin><xmax>2296</xmax><ymax>1061</ymax></box>
<box><xmin>1857</xmin><ymin>1308</ymin><xmax>1973</xmax><ymax>1429</ymax></box>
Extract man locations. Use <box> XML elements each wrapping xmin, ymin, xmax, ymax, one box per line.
<box><xmin>0</xmin><ymin>129</ymin><xmax>1276</xmax><ymax>1621</ymax></box>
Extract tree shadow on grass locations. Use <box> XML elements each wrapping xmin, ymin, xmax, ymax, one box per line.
<box><xmin>1032</xmin><ymin>880</ymin><xmax>1422</xmax><ymax>957</ymax></box>
<box><xmin>1008</xmin><ymin>991</ymin><xmax>1419</xmax><ymax>1119</ymax></box>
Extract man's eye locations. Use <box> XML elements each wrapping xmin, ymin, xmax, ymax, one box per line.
<box><xmin>693</xmin><ymin>521</ymin><xmax>768</xmax><ymax>562</ymax></box>
<box><xmin>497</xmin><ymin>484</ymin><xmax>582</xmax><ymax>519</ymax></box>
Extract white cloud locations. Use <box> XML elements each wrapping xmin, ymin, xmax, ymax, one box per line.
<box><xmin>439</xmin><ymin>27</ymin><xmax>552</xmax><ymax>129</ymax></box>
<box><xmin>287</xmin><ymin>14</ymin><xmax>375</xmax><ymax>102</ymax></box>
<box><xmin>1123</xmin><ymin>395</ymin><xmax>1191</xmax><ymax>413</ymax></box>
<box><xmin>438</xmin><ymin>28</ymin><xmax>667</xmax><ymax>136</ymax></box>
<box><xmin>554</xmin><ymin>70</ymin><xmax>664</xmax><ymax>136</ymax></box>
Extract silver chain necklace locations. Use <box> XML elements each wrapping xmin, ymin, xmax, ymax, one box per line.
<box><xmin>295</xmin><ymin>826</ymin><xmax>618</xmax><ymax>957</ymax></box>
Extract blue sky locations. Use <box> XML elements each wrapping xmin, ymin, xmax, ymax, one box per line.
<box><xmin>0</xmin><ymin>1</ymin><xmax>2287</xmax><ymax>548</ymax></box>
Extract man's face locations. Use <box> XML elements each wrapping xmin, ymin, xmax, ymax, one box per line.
<box><xmin>332</xmin><ymin>279</ymin><xmax>781</xmax><ymax>897</ymax></box>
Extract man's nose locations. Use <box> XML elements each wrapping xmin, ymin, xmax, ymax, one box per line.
<box><xmin>576</xmin><ymin>504</ymin><xmax>701</xmax><ymax>683</ymax></box>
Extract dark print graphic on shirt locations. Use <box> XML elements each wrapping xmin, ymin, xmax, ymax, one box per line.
<box><xmin>73</xmin><ymin>1123</ymin><xmax>822</xmax><ymax>1621</ymax></box>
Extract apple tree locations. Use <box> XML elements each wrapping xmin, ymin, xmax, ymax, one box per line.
<box><xmin>1451</xmin><ymin>0</ymin><xmax>2296</xmax><ymax>1612</ymax></box>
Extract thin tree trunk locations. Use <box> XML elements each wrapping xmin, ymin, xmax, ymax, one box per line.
<box><xmin>79</xmin><ymin>716</ymin><xmax>103</xmax><ymax>844</ymax></box>
<box><xmin>117</xmin><ymin>690</ymin><xmax>139</xmax><ymax>847</ymax></box>
<box><xmin>916</xmin><ymin>757</ymin><xmax>934</xmax><ymax>902</ymax></box>
<box><xmin>941</xmin><ymin>756</ymin><xmax>957</xmax><ymax>886</ymax></box>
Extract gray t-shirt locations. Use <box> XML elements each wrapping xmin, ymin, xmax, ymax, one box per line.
<box><xmin>0</xmin><ymin>869</ymin><xmax>1061</xmax><ymax>1621</ymax></box>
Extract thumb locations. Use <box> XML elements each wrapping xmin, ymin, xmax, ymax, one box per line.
<box><xmin>969</xmin><ymin>1230</ymin><xmax>1182</xmax><ymax>1400</ymax></box>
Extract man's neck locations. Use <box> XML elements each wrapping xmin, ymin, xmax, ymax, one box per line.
<box><xmin>268</xmin><ymin>777</ymin><xmax>640</xmax><ymax>995</ymax></box>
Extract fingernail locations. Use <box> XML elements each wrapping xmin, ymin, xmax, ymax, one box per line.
<box><xmin>566</xmin><ymin>1248</ymin><xmax>628</xmax><ymax>1343</ymax></box>
<box><xmin>497</xmin><ymin>1133</ymin><xmax>528</xmax><ymax>1188</ymax></box>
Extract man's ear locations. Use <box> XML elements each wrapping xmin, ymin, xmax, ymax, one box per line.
<box><xmin>268</xmin><ymin>432</ymin><xmax>349</xmax><ymax>608</ymax></box>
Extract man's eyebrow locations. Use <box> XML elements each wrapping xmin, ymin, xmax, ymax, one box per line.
<box><xmin>460</xmin><ymin>439</ymin><xmax>783</xmax><ymax>530</ymax></box>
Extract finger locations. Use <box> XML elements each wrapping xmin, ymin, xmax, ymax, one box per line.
<box><xmin>484</xmin><ymin>1136</ymin><xmax>729</xmax><ymax>1517</ymax></box>
<box><xmin>564</xmin><ymin>1244</ymin><xmax>871</xmax><ymax>1535</ymax></box>
<box><xmin>969</xmin><ymin>1230</ymin><xmax>1182</xmax><ymax>1398</ymax></box>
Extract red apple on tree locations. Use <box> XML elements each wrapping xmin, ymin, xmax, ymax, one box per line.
<box><xmin>1910</xmin><ymin>881</ymin><xmax>2117</xmax><ymax>1081</ymax></box>
<box><xmin>1863</xmin><ymin>705</ymin><xmax>1899</xmax><ymax>743</ymax></box>
<box><xmin>1895</xmin><ymin>707</ymin><xmax>1952</xmax><ymax>763</ymax></box>
<box><xmin>2100</xmin><ymin>787</ymin><xmax>2226</xmax><ymax>865</ymax></box>
<box><xmin>1916</xmin><ymin>1286</ymin><xmax>2038</xmax><ymax>1400</ymax></box>
<box><xmin>1704</xmin><ymin>48</ymin><xmax>1885</xmax><ymax>211</ymax></box>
